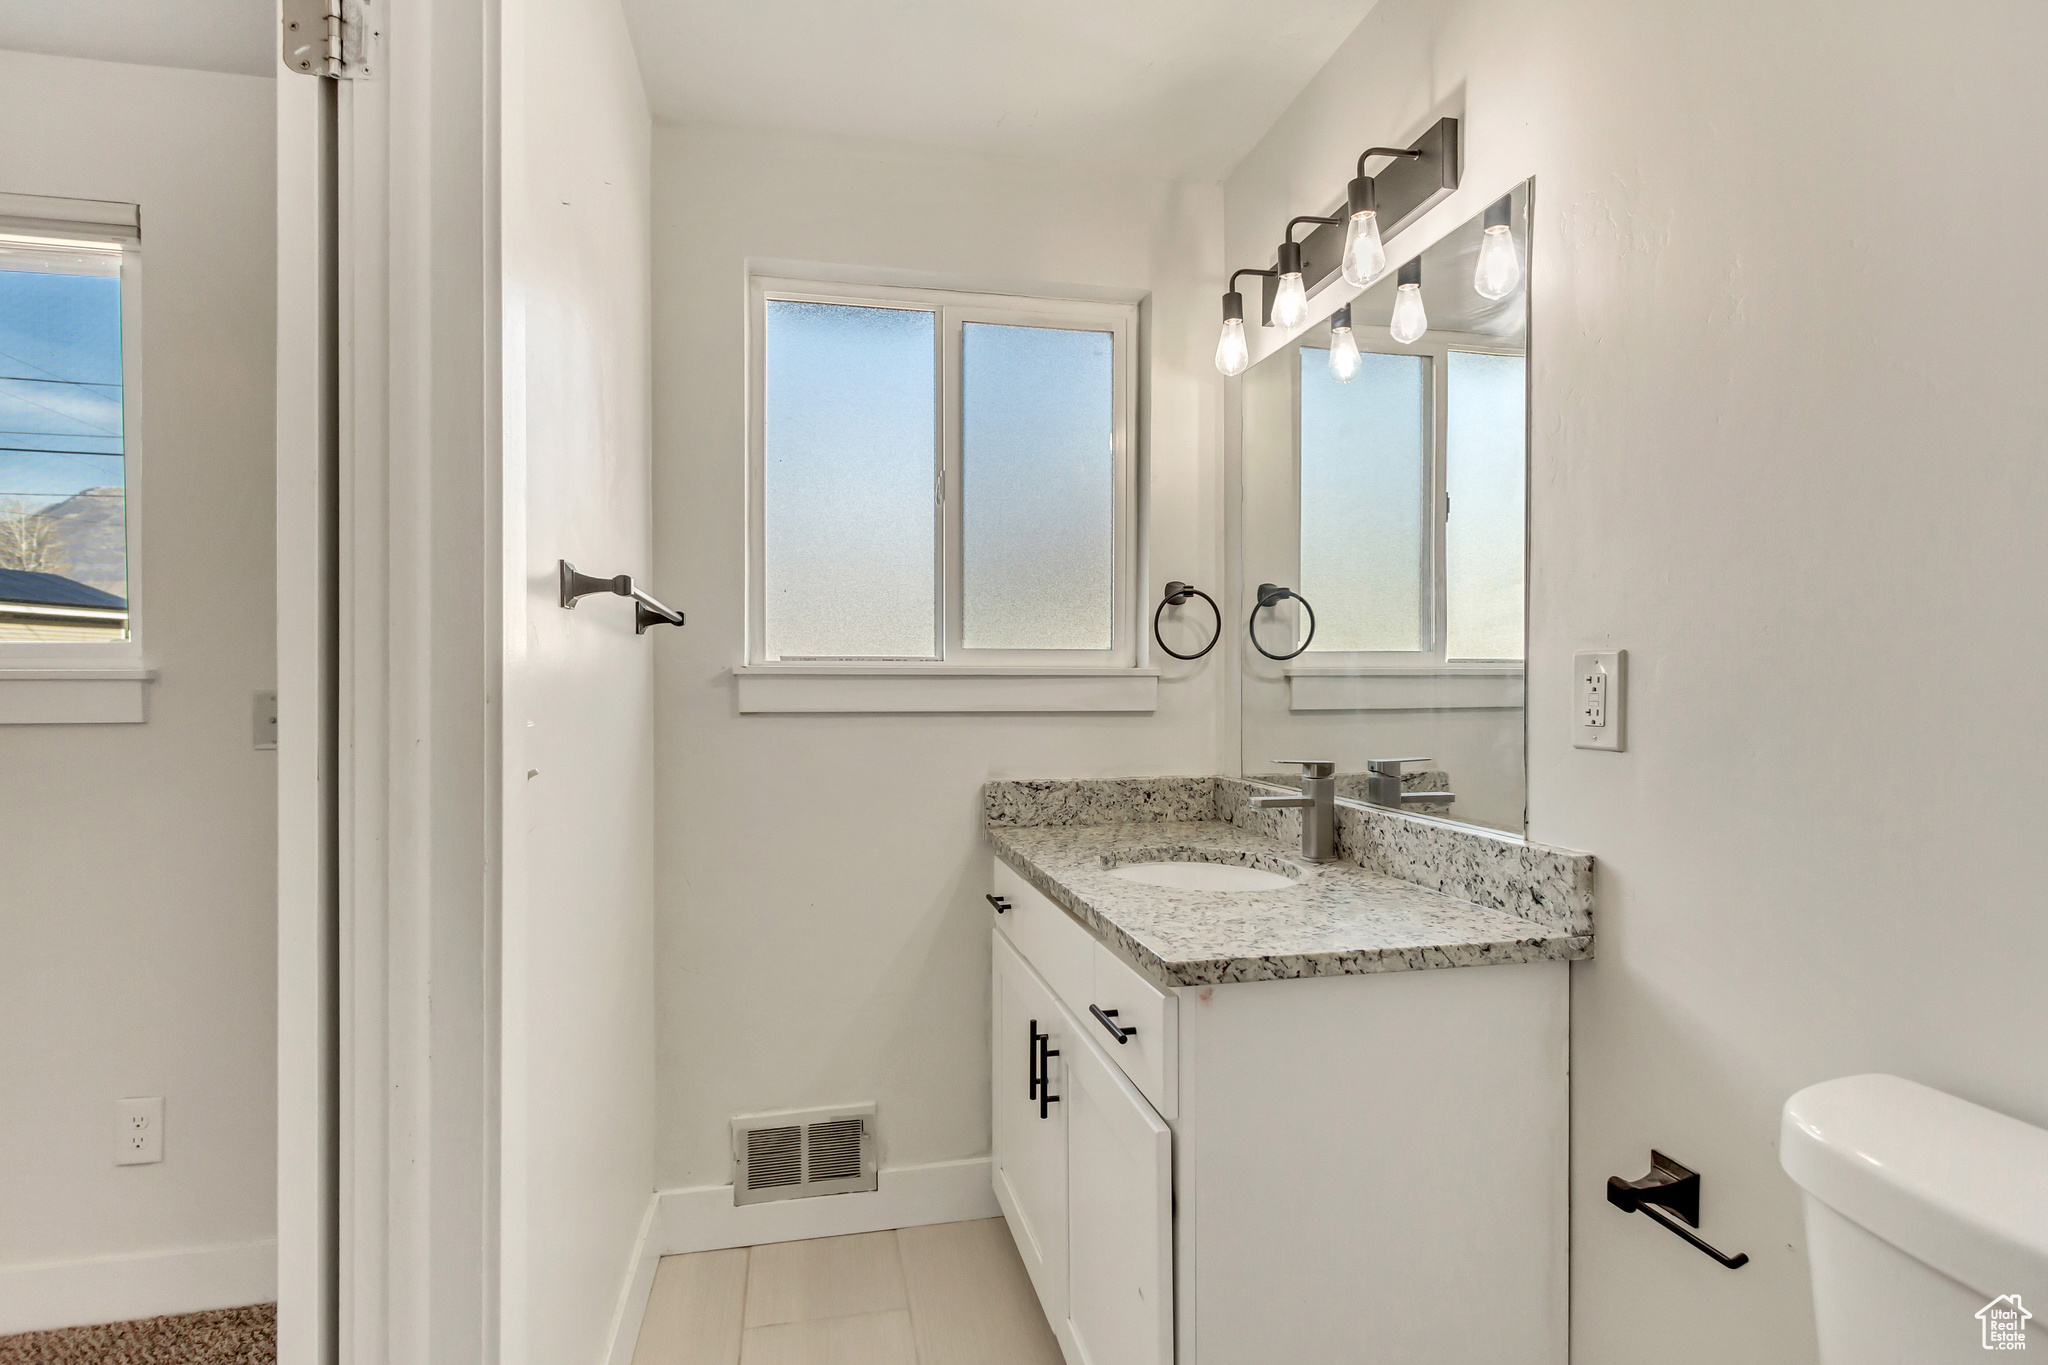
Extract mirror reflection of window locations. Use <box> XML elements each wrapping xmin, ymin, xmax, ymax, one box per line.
<box><xmin>1297</xmin><ymin>347</ymin><xmax>1427</xmax><ymax>653</ymax></box>
<box><xmin>1445</xmin><ymin>351</ymin><xmax>1526</xmax><ymax>662</ymax></box>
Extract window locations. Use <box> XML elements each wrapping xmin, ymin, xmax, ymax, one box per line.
<box><xmin>1444</xmin><ymin>350</ymin><xmax>1526</xmax><ymax>662</ymax></box>
<box><xmin>1295</xmin><ymin>337</ymin><xmax>1524</xmax><ymax>664</ymax></box>
<box><xmin>0</xmin><ymin>221</ymin><xmax>136</xmax><ymax>648</ymax></box>
<box><xmin>749</xmin><ymin>279</ymin><xmax>1136</xmax><ymax>670</ymax></box>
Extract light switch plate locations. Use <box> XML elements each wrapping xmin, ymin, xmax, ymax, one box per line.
<box><xmin>1574</xmin><ymin>650</ymin><xmax>1626</xmax><ymax>751</ymax></box>
<box><xmin>116</xmin><ymin>1096</ymin><xmax>163</xmax><ymax>1165</ymax></box>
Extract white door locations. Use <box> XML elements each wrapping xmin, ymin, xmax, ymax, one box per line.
<box><xmin>1065</xmin><ymin>1027</ymin><xmax>1173</xmax><ymax>1365</ymax></box>
<box><xmin>992</xmin><ymin>931</ymin><xmax>1070</xmax><ymax>1323</ymax></box>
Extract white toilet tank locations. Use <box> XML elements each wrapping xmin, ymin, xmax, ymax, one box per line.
<box><xmin>1782</xmin><ymin>1074</ymin><xmax>2048</xmax><ymax>1363</ymax></box>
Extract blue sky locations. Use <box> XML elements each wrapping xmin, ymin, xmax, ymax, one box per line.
<box><xmin>0</xmin><ymin>268</ymin><xmax>125</xmax><ymax>504</ymax></box>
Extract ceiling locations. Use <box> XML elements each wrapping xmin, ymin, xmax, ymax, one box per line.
<box><xmin>0</xmin><ymin>0</ymin><xmax>1380</xmax><ymax>179</ymax></box>
<box><xmin>617</xmin><ymin>0</ymin><xmax>1380</xmax><ymax>180</ymax></box>
<box><xmin>0</xmin><ymin>0</ymin><xmax>275</xmax><ymax>78</ymax></box>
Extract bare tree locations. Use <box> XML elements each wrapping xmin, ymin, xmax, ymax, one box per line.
<box><xmin>0</xmin><ymin>497</ymin><xmax>71</xmax><ymax>575</ymax></box>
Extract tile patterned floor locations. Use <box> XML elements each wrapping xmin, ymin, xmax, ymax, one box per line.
<box><xmin>631</xmin><ymin>1219</ymin><xmax>1062</xmax><ymax>1365</ymax></box>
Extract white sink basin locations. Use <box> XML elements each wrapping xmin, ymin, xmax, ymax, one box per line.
<box><xmin>1107</xmin><ymin>861</ymin><xmax>1298</xmax><ymax>892</ymax></box>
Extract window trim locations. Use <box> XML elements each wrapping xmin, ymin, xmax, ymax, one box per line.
<box><xmin>1288</xmin><ymin>324</ymin><xmax>1524</xmax><ymax>672</ymax></box>
<box><xmin>745</xmin><ymin>276</ymin><xmax>1139</xmax><ymax>674</ymax></box>
<box><xmin>0</xmin><ymin>202</ymin><xmax>149</xmax><ymax>722</ymax></box>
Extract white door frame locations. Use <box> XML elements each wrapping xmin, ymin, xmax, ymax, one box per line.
<box><xmin>276</xmin><ymin>3</ymin><xmax>504</xmax><ymax>1360</ymax></box>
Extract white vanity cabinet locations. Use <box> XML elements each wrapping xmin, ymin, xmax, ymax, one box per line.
<box><xmin>989</xmin><ymin>858</ymin><xmax>1570</xmax><ymax>1365</ymax></box>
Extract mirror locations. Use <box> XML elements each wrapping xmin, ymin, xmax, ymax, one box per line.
<box><xmin>1238</xmin><ymin>181</ymin><xmax>1529</xmax><ymax>834</ymax></box>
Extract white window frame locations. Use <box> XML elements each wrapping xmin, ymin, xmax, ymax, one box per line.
<box><xmin>1284</xmin><ymin>325</ymin><xmax>1524</xmax><ymax>677</ymax></box>
<box><xmin>738</xmin><ymin>276</ymin><xmax>1151</xmax><ymax>712</ymax></box>
<box><xmin>0</xmin><ymin>195</ymin><xmax>150</xmax><ymax>723</ymax></box>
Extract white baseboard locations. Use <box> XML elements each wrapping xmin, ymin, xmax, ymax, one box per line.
<box><xmin>0</xmin><ymin>1238</ymin><xmax>276</xmax><ymax>1336</ymax></box>
<box><xmin>599</xmin><ymin>1158</ymin><xmax>997</xmax><ymax>1363</ymax></box>
<box><xmin>655</xmin><ymin>1156</ymin><xmax>998</xmax><ymax>1256</ymax></box>
<box><xmin>601</xmin><ymin>1195</ymin><xmax>662</xmax><ymax>1365</ymax></box>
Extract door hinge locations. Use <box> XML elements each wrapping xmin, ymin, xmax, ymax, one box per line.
<box><xmin>283</xmin><ymin>0</ymin><xmax>379</xmax><ymax>79</ymax></box>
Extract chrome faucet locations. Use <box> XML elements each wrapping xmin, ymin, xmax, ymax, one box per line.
<box><xmin>1249</xmin><ymin>759</ymin><xmax>1338</xmax><ymax>862</ymax></box>
<box><xmin>1364</xmin><ymin>757</ymin><xmax>1457</xmax><ymax>811</ymax></box>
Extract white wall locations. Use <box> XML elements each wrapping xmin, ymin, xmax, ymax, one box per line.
<box><xmin>500</xmin><ymin>1</ymin><xmax>657</xmax><ymax>1361</ymax></box>
<box><xmin>649</xmin><ymin>123</ymin><xmax>1227</xmax><ymax>1188</ymax></box>
<box><xmin>1225</xmin><ymin>1</ymin><xmax>2048</xmax><ymax>1360</ymax></box>
<box><xmin>0</xmin><ymin>50</ymin><xmax>277</xmax><ymax>1329</ymax></box>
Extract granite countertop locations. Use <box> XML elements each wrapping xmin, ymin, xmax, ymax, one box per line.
<box><xmin>986</xmin><ymin>777</ymin><xmax>1594</xmax><ymax>988</ymax></box>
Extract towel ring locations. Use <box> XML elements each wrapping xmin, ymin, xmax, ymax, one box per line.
<box><xmin>1152</xmin><ymin>581</ymin><xmax>1221</xmax><ymax>660</ymax></box>
<box><xmin>1249</xmin><ymin>583</ymin><xmax>1315</xmax><ymax>661</ymax></box>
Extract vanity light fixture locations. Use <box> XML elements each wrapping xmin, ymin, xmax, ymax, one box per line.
<box><xmin>1327</xmin><ymin>303</ymin><xmax>1362</xmax><ymax>383</ymax></box>
<box><xmin>1341</xmin><ymin>147</ymin><xmax>1422</xmax><ymax>287</ymax></box>
<box><xmin>1389</xmin><ymin>258</ymin><xmax>1427</xmax><ymax>344</ymax></box>
<box><xmin>1215</xmin><ymin>267</ymin><xmax>1275</xmax><ymax>376</ymax></box>
<box><xmin>1273</xmin><ymin>216</ymin><xmax>1343</xmax><ymax>330</ymax></box>
<box><xmin>1473</xmin><ymin>194</ymin><xmax>1521</xmax><ymax>300</ymax></box>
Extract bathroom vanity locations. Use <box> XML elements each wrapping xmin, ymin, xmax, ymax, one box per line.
<box><xmin>985</xmin><ymin>776</ymin><xmax>1591</xmax><ymax>1365</ymax></box>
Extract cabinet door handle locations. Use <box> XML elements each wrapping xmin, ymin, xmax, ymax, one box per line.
<box><xmin>986</xmin><ymin>894</ymin><xmax>1010</xmax><ymax>914</ymax></box>
<box><xmin>1089</xmin><ymin>1004</ymin><xmax>1136</xmax><ymax>1044</ymax></box>
<box><xmin>1029</xmin><ymin>1019</ymin><xmax>1042</xmax><ymax>1100</ymax></box>
<box><xmin>1037</xmin><ymin>1031</ymin><xmax>1060</xmax><ymax>1119</ymax></box>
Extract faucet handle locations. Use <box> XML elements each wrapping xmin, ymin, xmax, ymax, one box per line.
<box><xmin>1365</xmin><ymin>757</ymin><xmax>1431</xmax><ymax>776</ymax></box>
<box><xmin>1270</xmin><ymin>759</ymin><xmax>1338</xmax><ymax>778</ymax></box>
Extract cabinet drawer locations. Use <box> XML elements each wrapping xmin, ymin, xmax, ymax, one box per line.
<box><xmin>1088</xmin><ymin>941</ymin><xmax>1177</xmax><ymax>1119</ymax></box>
<box><xmin>992</xmin><ymin>860</ymin><xmax>1093</xmax><ymax>1014</ymax></box>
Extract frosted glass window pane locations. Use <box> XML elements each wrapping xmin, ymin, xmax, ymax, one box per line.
<box><xmin>1446</xmin><ymin>351</ymin><xmax>1526</xmax><ymax>661</ymax></box>
<box><xmin>763</xmin><ymin>300</ymin><xmax>936</xmax><ymax>659</ymax></box>
<box><xmin>1299</xmin><ymin>347</ymin><xmax>1427</xmax><ymax>652</ymax></box>
<box><xmin>0</xmin><ymin>241</ymin><xmax>128</xmax><ymax>642</ymax></box>
<box><xmin>961</xmin><ymin>323</ymin><xmax>1113</xmax><ymax>650</ymax></box>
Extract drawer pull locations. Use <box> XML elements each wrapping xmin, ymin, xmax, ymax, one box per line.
<box><xmin>1090</xmin><ymin>1004</ymin><xmax>1136</xmax><ymax>1045</ymax></box>
<box><xmin>1033</xmin><ymin>1025</ymin><xmax>1061</xmax><ymax>1119</ymax></box>
<box><xmin>985</xmin><ymin>893</ymin><xmax>1010</xmax><ymax>914</ymax></box>
<box><xmin>1029</xmin><ymin>1019</ymin><xmax>1043</xmax><ymax>1101</ymax></box>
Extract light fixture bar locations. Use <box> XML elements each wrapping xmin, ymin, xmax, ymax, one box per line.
<box><xmin>1261</xmin><ymin>116</ymin><xmax>1461</xmax><ymax>325</ymax></box>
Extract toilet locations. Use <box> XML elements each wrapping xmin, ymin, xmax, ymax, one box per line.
<box><xmin>1782</xmin><ymin>1074</ymin><xmax>2048</xmax><ymax>1362</ymax></box>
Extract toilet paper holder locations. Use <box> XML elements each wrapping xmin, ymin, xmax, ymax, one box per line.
<box><xmin>1607</xmin><ymin>1150</ymin><xmax>1750</xmax><ymax>1269</ymax></box>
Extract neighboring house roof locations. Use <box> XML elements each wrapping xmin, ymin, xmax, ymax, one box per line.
<box><xmin>0</xmin><ymin>568</ymin><xmax>128</xmax><ymax>610</ymax></box>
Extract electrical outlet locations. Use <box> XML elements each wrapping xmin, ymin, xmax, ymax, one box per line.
<box><xmin>115</xmin><ymin>1096</ymin><xmax>163</xmax><ymax>1165</ymax></box>
<box><xmin>254</xmin><ymin>691</ymin><xmax>278</xmax><ymax>750</ymax></box>
<box><xmin>1573</xmin><ymin>650</ymin><xmax>1626</xmax><ymax>752</ymax></box>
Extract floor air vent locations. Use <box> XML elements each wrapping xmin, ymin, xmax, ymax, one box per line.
<box><xmin>732</xmin><ymin>1103</ymin><xmax>877</xmax><ymax>1206</ymax></box>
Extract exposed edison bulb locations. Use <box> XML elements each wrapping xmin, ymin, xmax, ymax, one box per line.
<box><xmin>1473</xmin><ymin>223</ymin><xmax>1521</xmax><ymax>300</ymax></box>
<box><xmin>1341</xmin><ymin>211</ymin><xmax>1386</xmax><ymax>286</ymax></box>
<box><xmin>1328</xmin><ymin>325</ymin><xmax>1361</xmax><ymax>383</ymax></box>
<box><xmin>1389</xmin><ymin>282</ymin><xmax>1427</xmax><ymax>344</ymax></box>
<box><xmin>1215</xmin><ymin>317</ymin><xmax>1249</xmax><ymax>377</ymax></box>
<box><xmin>1272</xmin><ymin>272</ymin><xmax>1309</xmax><ymax>329</ymax></box>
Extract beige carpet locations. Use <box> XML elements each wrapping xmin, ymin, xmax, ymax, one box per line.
<box><xmin>0</xmin><ymin>1304</ymin><xmax>274</xmax><ymax>1364</ymax></box>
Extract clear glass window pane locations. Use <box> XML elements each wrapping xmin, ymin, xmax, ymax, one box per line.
<box><xmin>1445</xmin><ymin>351</ymin><xmax>1526</xmax><ymax>661</ymax></box>
<box><xmin>1298</xmin><ymin>347</ymin><xmax>1428</xmax><ymax>652</ymax></box>
<box><xmin>0</xmin><ymin>236</ymin><xmax>127</xmax><ymax>642</ymax></box>
<box><xmin>961</xmin><ymin>323</ymin><xmax>1114</xmax><ymax>650</ymax></box>
<box><xmin>763</xmin><ymin>299</ymin><xmax>937</xmax><ymax>659</ymax></box>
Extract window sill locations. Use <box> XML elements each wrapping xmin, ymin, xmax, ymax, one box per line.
<box><xmin>0</xmin><ymin>666</ymin><xmax>157</xmax><ymax>725</ymax></box>
<box><xmin>1283</xmin><ymin>664</ymin><xmax>1523</xmax><ymax>713</ymax></box>
<box><xmin>733</xmin><ymin>664</ymin><xmax>1159</xmax><ymax>714</ymax></box>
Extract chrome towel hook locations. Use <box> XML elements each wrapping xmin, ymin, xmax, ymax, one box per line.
<box><xmin>559</xmin><ymin>560</ymin><xmax>684</xmax><ymax>635</ymax></box>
